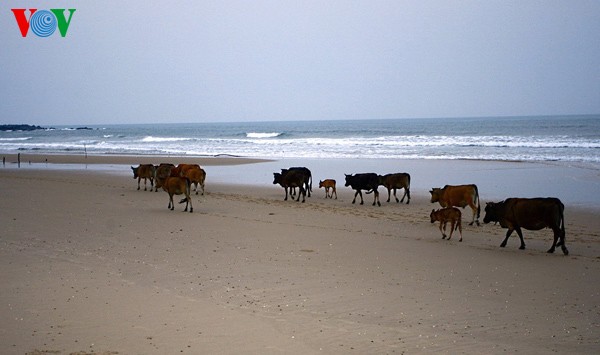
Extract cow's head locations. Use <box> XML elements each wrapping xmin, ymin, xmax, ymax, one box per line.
<box><xmin>131</xmin><ymin>166</ymin><xmax>139</xmax><ymax>178</ymax></box>
<box><xmin>429</xmin><ymin>188</ymin><xmax>442</xmax><ymax>203</ymax></box>
<box><xmin>273</xmin><ymin>172</ymin><xmax>282</xmax><ymax>185</ymax></box>
<box><xmin>344</xmin><ymin>174</ymin><xmax>353</xmax><ymax>187</ymax></box>
<box><xmin>483</xmin><ymin>201</ymin><xmax>502</xmax><ymax>224</ymax></box>
<box><xmin>429</xmin><ymin>209</ymin><xmax>438</xmax><ymax>223</ymax></box>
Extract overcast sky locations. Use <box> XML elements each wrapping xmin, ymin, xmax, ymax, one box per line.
<box><xmin>1</xmin><ymin>0</ymin><xmax>599</xmax><ymax>125</ymax></box>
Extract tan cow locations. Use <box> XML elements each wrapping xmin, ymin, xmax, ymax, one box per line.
<box><xmin>318</xmin><ymin>179</ymin><xmax>337</xmax><ymax>199</ymax></box>
<box><xmin>378</xmin><ymin>173</ymin><xmax>411</xmax><ymax>204</ymax></box>
<box><xmin>153</xmin><ymin>163</ymin><xmax>175</xmax><ymax>192</ymax></box>
<box><xmin>161</xmin><ymin>176</ymin><xmax>193</xmax><ymax>212</ymax></box>
<box><xmin>131</xmin><ymin>164</ymin><xmax>155</xmax><ymax>191</ymax></box>
<box><xmin>183</xmin><ymin>166</ymin><xmax>206</xmax><ymax>195</ymax></box>
<box><xmin>430</xmin><ymin>208</ymin><xmax>463</xmax><ymax>241</ymax></box>
<box><xmin>430</xmin><ymin>184</ymin><xmax>480</xmax><ymax>225</ymax></box>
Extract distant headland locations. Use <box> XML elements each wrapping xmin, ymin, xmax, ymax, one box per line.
<box><xmin>0</xmin><ymin>124</ymin><xmax>48</xmax><ymax>131</ymax></box>
<box><xmin>0</xmin><ymin>124</ymin><xmax>95</xmax><ymax>131</ymax></box>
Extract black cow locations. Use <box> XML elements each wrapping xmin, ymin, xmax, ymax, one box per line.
<box><xmin>483</xmin><ymin>197</ymin><xmax>567</xmax><ymax>255</ymax></box>
<box><xmin>344</xmin><ymin>173</ymin><xmax>381</xmax><ymax>206</ymax></box>
<box><xmin>281</xmin><ymin>167</ymin><xmax>312</xmax><ymax>197</ymax></box>
<box><xmin>273</xmin><ymin>170</ymin><xmax>308</xmax><ymax>202</ymax></box>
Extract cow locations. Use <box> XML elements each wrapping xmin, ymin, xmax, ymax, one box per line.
<box><xmin>131</xmin><ymin>164</ymin><xmax>155</xmax><ymax>191</ymax></box>
<box><xmin>378</xmin><ymin>173</ymin><xmax>411</xmax><ymax>204</ymax></box>
<box><xmin>161</xmin><ymin>176</ymin><xmax>193</xmax><ymax>212</ymax></box>
<box><xmin>344</xmin><ymin>173</ymin><xmax>381</xmax><ymax>206</ymax></box>
<box><xmin>273</xmin><ymin>170</ymin><xmax>308</xmax><ymax>202</ymax></box>
<box><xmin>181</xmin><ymin>165</ymin><xmax>206</xmax><ymax>195</ymax></box>
<box><xmin>171</xmin><ymin>163</ymin><xmax>202</xmax><ymax>178</ymax></box>
<box><xmin>319</xmin><ymin>179</ymin><xmax>337</xmax><ymax>199</ymax></box>
<box><xmin>430</xmin><ymin>208</ymin><xmax>463</xmax><ymax>242</ymax></box>
<box><xmin>430</xmin><ymin>184</ymin><xmax>480</xmax><ymax>225</ymax></box>
<box><xmin>483</xmin><ymin>198</ymin><xmax>567</xmax><ymax>255</ymax></box>
<box><xmin>153</xmin><ymin>163</ymin><xmax>175</xmax><ymax>192</ymax></box>
<box><xmin>281</xmin><ymin>167</ymin><xmax>312</xmax><ymax>197</ymax></box>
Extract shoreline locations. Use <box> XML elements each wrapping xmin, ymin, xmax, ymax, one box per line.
<box><xmin>3</xmin><ymin>152</ymin><xmax>600</xmax><ymax>211</ymax></box>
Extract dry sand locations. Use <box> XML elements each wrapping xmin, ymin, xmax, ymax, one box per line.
<box><xmin>0</xmin><ymin>156</ymin><xmax>599</xmax><ymax>354</ymax></box>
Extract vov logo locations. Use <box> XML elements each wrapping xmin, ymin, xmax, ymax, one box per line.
<box><xmin>11</xmin><ymin>9</ymin><xmax>76</xmax><ymax>37</ymax></box>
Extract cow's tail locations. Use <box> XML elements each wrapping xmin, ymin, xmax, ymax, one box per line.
<box><xmin>558</xmin><ymin>200</ymin><xmax>566</xmax><ymax>245</ymax></box>
<box><xmin>179</xmin><ymin>178</ymin><xmax>192</xmax><ymax>204</ymax></box>
<box><xmin>474</xmin><ymin>184</ymin><xmax>481</xmax><ymax>220</ymax></box>
<box><xmin>365</xmin><ymin>189</ymin><xmax>375</xmax><ymax>194</ymax></box>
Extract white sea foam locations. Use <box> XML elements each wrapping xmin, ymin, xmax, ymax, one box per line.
<box><xmin>141</xmin><ymin>136</ymin><xmax>192</xmax><ymax>143</ymax></box>
<box><xmin>246</xmin><ymin>132</ymin><xmax>282</xmax><ymax>138</ymax></box>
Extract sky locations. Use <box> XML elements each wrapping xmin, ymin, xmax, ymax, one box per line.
<box><xmin>1</xmin><ymin>0</ymin><xmax>599</xmax><ymax>125</ymax></box>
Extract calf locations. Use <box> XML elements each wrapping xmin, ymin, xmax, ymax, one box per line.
<box><xmin>344</xmin><ymin>173</ymin><xmax>380</xmax><ymax>206</ymax></box>
<box><xmin>131</xmin><ymin>164</ymin><xmax>155</xmax><ymax>191</ymax></box>
<box><xmin>161</xmin><ymin>176</ymin><xmax>193</xmax><ymax>212</ymax></box>
<box><xmin>378</xmin><ymin>173</ymin><xmax>411</xmax><ymax>204</ymax></box>
<box><xmin>430</xmin><ymin>208</ymin><xmax>463</xmax><ymax>241</ymax></box>
<box><xmin>319</xmin><ymin>179</ymin><xmax>337</xmax><ymax>199</ymax></box>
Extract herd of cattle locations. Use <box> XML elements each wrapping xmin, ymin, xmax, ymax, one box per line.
<box><xmin>132</xmin><ymin>164</ymin><xmax>568</xmax><ymax>256</ymax></box>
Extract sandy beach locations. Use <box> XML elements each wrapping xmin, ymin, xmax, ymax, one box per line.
<box><xmin>1</xmin><ymin>155</ymin><xmax>599</xmax><ymax>354</ymax></box>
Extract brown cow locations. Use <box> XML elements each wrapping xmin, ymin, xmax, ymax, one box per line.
<box><xmin>483</xmin><ymin>197</ymin><xmax>567</xmax><ymax>255</ymax></box>
<box><xmin>318</xmin><ymin>179</ymin><xmax>337</xmax><ymax>199</ymax></box>
<box><xmin>161</xmin><ymin>176</ymin><xmax>193</xmax><ymax>212</ymax></box>
<box><xmin>153</xmin><ymin>163</ymin><xmax>175</xmax><ymax>192</ymax></box>
<box><xmin>378</xmin><ymin>173</ymin><xmax>411</xmax><ymax>204</ymax></box>
<box><xmin>183</xmin><ymin>166</ymin><xmax>206</xmax><ymax>195</ymax></box>
<box><xmin>430</xmin><ymin>208</ymin><xmax>463</xmax><ymax>242</ymax></box>
<box><xmin>131</xmin><ymin>164</ymin><xmax>155</xmax><ymax>191</ymax></box>
<box><xmin>172</xmin><ymin>163</ymin><xmax>202</xmax><ymax>177</ymax></box>
<box><xmin>430</xmin><ymin>184</ymin><xmax>480</xmax><ymax>225</ymax></box>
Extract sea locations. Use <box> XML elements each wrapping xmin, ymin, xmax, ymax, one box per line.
<box><xmin>1</xmin><ymin>115</ymin><xmax>599</xmax><ymax>168</ymax></box>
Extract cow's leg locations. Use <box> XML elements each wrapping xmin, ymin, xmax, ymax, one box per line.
<box><xmin>468</xmin><ymin>203</ymin><xmax>477</xmax><ymax>225</ymax></box>
<box><xmin>457</xmin><ymin>220</ymin><xmax>463</xmax><ymax>242</ymax></box>
<box><xmin>353</xmin><ymin>190</ymin><xmax>363</xmax><ymax>204</ymax></box>
<box><xmin>399</xmin><ymin>188</ymin><xmax>410</xmax><ymax>204</ymax></box>
<box><xmin>515</xmin><ymin>228</ymin><xmax>526</xmax><ymax>250</ymax></box>
<box><xmin>298</xmin><ymin>186</ymin><xmax>306</xmax><ymax>203</ymax></box>
<box><xmin>500</xmin><ymin>229</ymin><xmax>513</xmax><ymax>247</ymax></box>
<box><xmin>439</xmin><ymin>222</ymin><xmax>446</xmax><ymax>239</ymax></box>
<box><xmin>333</xmin><ymin>187</ymin><xmax>337</xmax><ymax>199</ymax></box>
<box><xmin>469</xmin><ymin>201</ymin><xmax>479</xmax><ymax>226</ymax></box>
<box><xmin>447</xmin><ymin>221</ymin><xmax>455</xmax><ymax>240</ymax></box>
<box><xmin>137</xmin><ymin>177</ymin><xmax>141</xmax><ymax>190</ymax></box>
<box><xmin>168</xmin><ymin>194</ymin><xmax>174</xmax><ymax>210</ymax></box>
<box><xmin>374</xmin><ymin>190</ymin><xmax>381</xmax><ymax>207</ymax></box>
<box><xmin>386</xmin><ymin>188</ymin><xmax>392</xmax><ymax>203</ymax></box>
<box><xmin>393</xmin><ymin>188</ymin><xmax>400</xmax><ymax>203</ymax></box>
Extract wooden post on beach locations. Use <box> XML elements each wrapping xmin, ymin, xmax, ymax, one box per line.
<box><xmin>17</xmin><ymin>153</ymin><xmax>20</xmax><ymax>168</ymax></box>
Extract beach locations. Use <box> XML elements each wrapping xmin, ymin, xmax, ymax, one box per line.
<box><xmin>1</xmin><ymin>155</ymin><xmax>599</xmax><ymax>354</ymax></box>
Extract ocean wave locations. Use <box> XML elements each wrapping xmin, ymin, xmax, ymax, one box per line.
<box><xmin>246</xmin><ymin>132</ymin><xmax>282</xmax><ymax>138</ymax></box>
<box><xmin>0</xmin><ymin>137</ymin><xmax>31</xmax><ymax>141</ymax></box>
<box><xmin>141</xmin><ymin>136</ymin><xmax>192</xmax><ymax>143</ymax></box>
